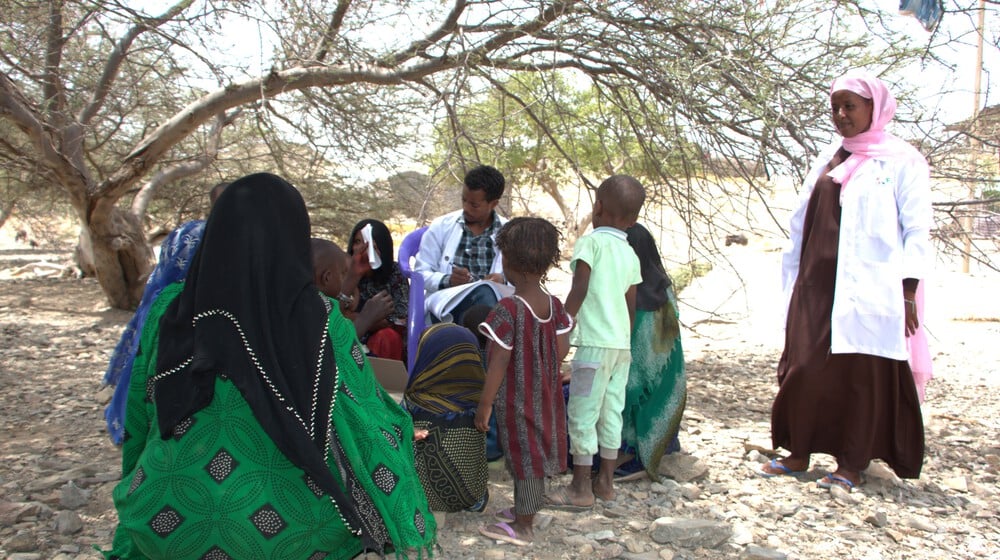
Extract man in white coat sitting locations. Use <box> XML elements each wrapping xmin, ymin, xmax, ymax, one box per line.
<box><xmin>415</xmin><ymin>165</ymin><xmax>511</xmax><ymax>325</ymax></box>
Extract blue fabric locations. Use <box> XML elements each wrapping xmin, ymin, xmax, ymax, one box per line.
<box><xmin>102</xmin><ymin>220</ymin><xmax>205</xmax><ymax>444</ymax></box>
<box><xmin>486</xmin><ymin>414</ymin><xmax>503</xmax><ymax>461</ymax></box>
<box><xmin>899</xmin><ymin>0</ymin><xmax>942</xmax><ymax>32</ymax></box>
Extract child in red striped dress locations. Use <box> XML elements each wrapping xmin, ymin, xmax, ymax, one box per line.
<box><xmin>474</xmin><ymin>217</ymin><xmax>573</xmax><ymax>546</ymax></box>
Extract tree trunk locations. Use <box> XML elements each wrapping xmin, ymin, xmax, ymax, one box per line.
<box><xmin>0</xmin><ymin>199</ymin><xmax>15</xmax><ymax>230</ymax></box>
<box><xmin>80</xmin><ymin>204</ymin><xmax>154</xmax><ymax>310</ymax></box>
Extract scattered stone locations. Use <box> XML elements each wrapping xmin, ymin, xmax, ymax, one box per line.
<box><xmin>742</xmin><ymin>545</ymin><xmax>787</xmax><ymax>560</ymax></box>
<box><xmin>627</xmin><ymin>519</ymin><xmax>648</xmax><ymax>531</ymax></box>
<box><xmin>745</xmin><ymin>450</ymin><xmax>764</xmax><ymax>464</ymax></box>
<box><xmin>604</xmin><ymin>506</ymin><xmax>629</xmax><ymax>518</ymax></box>
<box><xmin>649</xmin><ymin>517</ymin><xmax>732</xmax><ymax>549</ymax></box>
<box><xmin>885</xmin><ymin>528</ymin><xmax>905</xmax><ymax>543</ymax></box>
<box><xmin>0</xmin><ymin>502</ymin><xmax>43</xmax><ymax>526</ymax></box>
<box><xmin>95</xmin><ymin>385</ymin><xmax>114</xmax><ymax>403</ymax></box>
<box><xmin>59</xmin><ymin>481</ymin><xmax>89</xmax><ymax>510</ymax></box>
<box><xmin>24</xmin><ymin>466</ymin><xmax>99</xmax><ymax>493</ymax></box>
<box><xmin>564</xmin><ymin>534</ymin><xmax>592</xmax><ymax>547</ymax></box>
<box><xmin>586</xmin><ymin>529</ymin><xmax>616</xmax><ymax>541</ymax></box>
<box><xmin>967</xmin><ymin>480</ymin><xmax>997</xmax><ymax>498</ymax></box>
<box><xmin>622</xmin><ymin>551</ymin><xmax>660</xmax><ymax>560</ymax></box>
<box><xmin>765</xmin><ymin>535</ymin><xmax>784</xmax><ymax>550</ymax></box>
<box><xmin>863</xmin><ymin>461</ymin><xmax>900</xmax><ymax>482</ymax></box>
<box><xmin>941</xmin><ymin>476</ymin><xmax>968</xmax><ymax>493</ymax></box>
<box><xmin>0</xmin><ymin>267</ymin><xmax>995</xmax><ymax>560</ymax></box>
<box><xmin>777</xmin><ymin>504</ymin><xmax>799</xmax><ymax>517</ymax></box>
<box><xmin>731</xmin><ymin>522</ymin><xmax>754</xmax><ymax>545</ymax></box>
<box><xmin>76</xmin><ymin>472</ymin><xmax>121</xmax><ymax>487</ymax></box>
<box><xmin>598</xmin><ymin>543</ymin><xmax>625</xmax><ymax>558</ymax></box>
<box><xmin>905</xmin><ymin>516</ymin><xmax>938</xmax><ymax>533</ymax></box>
<box><xmin>830</xmin><ymin>484</ymin><xmax>857</xmax><ymax>504</ymax></box>
<box><xmin>53</xmin><ymin>510</ymin><xmax>83</xmax><ymax>535</ymax></box>
<box><xmin>865</xmin><ymin>511</ymin><xmax>888</xmax><ymax>527</ymax></box>
<box><xmin>657</xmin><ymin>455</ymin><xmax>709</xmax><ymax>483</ymax></box>
<box><xmin>650</xmin><ymin>480</ymin><xmax>681</xmax><ymax>496</ymax></box>
<box><xmin>680</xmin><ymin>484</ymin><xmax>701</xmax><ymax>501</ymax></box>
<box><xmin>623</xmin><ymin>535</ymin><xmax>645</xmax><ymax>553</ymax></box>
<box><xmin>5</xmin><ymin>531</ymin><xmax>36</xmax><ymax>552</ymax></box>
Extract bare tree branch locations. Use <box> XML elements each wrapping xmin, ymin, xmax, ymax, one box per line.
<box><xmin>310</xmin><ymin>0</ymin><xmax>353</xmax><ymax>63</ymax></box>
<box><xmin>130</xmin><ymin>107</ymin><xmax>241</xmax><ymax>217</ymax></box>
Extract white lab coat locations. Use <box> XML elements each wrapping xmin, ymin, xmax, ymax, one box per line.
<box><xmin>781</xmin><ymin>143</ymin><xmax>933</xmax><ymax>360</ymax></box>
<box><xmin>414</xmin><ymin>209</ymin><xmax>507</xmax><ymax>294</ymax></box>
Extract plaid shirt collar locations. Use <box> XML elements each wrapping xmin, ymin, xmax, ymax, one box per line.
<box><xmin>453</xmin><ymin>211</ymin><xmax>500</xmax><ymax>279</ymax></box>
<box><xmin>458</xmin><ymin>211</ymin><xmax>500</xmax><ymax>233</ymax></box>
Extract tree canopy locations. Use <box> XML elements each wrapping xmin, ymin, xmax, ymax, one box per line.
<box><xmin>0</xmin><ymin>0</ymin><xmax>992</xmax><ymax>307</ymax></box>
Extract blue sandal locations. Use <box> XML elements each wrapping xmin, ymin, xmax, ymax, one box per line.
<box><xmin>758</xmin><ymin>458</ymin><xmax>806</xmax><ymax>478</ymax></box>
<box><xmin>817</xmin><ymin>473</ymin><xmax>857</xmax><ymax>491</ymax></box>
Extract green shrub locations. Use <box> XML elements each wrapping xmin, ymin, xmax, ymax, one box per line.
<box><xmin>669</xmin><ymin>261</ymin><xmax>713</xmax><ymax>295</ymax></box>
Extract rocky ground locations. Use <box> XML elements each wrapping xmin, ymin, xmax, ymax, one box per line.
<box><xmin>0</xmin><ymin>246</ymin><xmax>998</xmax><ymax>560</ymax></box>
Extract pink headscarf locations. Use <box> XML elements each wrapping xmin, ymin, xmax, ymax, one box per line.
<box><xmin>826</xmin><ymin>72</ymin><xmax>922</xmax><ymax>189</ymax></box>
<box><xmin>829</xmin><ymin>71</ymin><xmax>932</xmax><ymax>401</ymax></box>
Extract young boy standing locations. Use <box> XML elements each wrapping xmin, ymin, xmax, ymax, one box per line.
<box><xmin>554</xmin><ymin>175</ymin><xmax>645</xmax><ymax>508</ymax></box>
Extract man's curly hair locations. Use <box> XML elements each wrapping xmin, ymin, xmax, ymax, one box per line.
<box><xmin>495</xmin><ymin>217</ymin><xmax>561</xmax><ymax>276</ymax></box>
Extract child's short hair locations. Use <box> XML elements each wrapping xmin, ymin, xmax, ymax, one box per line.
<box><xmin>597</xmin><ymin>175</ymin><xmax>646</xmax><ymax>221</ymax></box>
<box><xmin>495</xmin><ymin>217</ymin><xmax>561</xmax><ymax>276</ymax></box>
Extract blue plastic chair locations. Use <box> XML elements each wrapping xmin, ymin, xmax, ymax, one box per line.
<box><xmin>398</xmin><ymin>227</ymin><xmax>428</xmax><ymax>374</ymax></box>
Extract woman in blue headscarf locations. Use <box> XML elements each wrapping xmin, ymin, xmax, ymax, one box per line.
<box><xmin>102</xmin><ymin>219</ymin><xmax>205</xmax><ymax>444</ymax></box>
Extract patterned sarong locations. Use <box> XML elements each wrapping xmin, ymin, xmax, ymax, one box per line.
<box><xmin>404</xmin><ymin>323</ymin><xmax>488</xmax><ymax>512</ymax></box>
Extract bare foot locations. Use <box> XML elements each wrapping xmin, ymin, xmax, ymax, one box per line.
<box><xmin>593</xmin><ymin>456</ymin><xmax>617</xmax><ymax>501</ymax></box>
<box><xmin>592</xmin><ymin>478</ymin><xmax>615</xmax><ymax>501</ymax></box>
<box><xmin>509</xmin><ymin>519</ymin><xmax>534</xmax><ymax>542</ymax></box>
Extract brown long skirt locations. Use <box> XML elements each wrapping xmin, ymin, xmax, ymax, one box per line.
<box><xmin>772</xmin><ymin>153</ymin><xmax>924</xmax><ymax>478</ymax></box>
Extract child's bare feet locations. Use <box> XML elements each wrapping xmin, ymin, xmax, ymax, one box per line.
<box><xmin>593</xmin><ymin>456</ymin><xmax>617</xmax><ymax>501</ymax></box>
<box><xmin>592</xmin><ymin>478</ymin><xmax>615</xmax><ymax>501</ymax></box>
<box><xmin>509</xmin><ymin>519</ymin><xmax>534</xmax><ymax>542</ymax></box>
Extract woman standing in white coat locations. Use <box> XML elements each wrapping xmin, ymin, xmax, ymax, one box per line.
<box><xmin>760</xmin><ymin>72</ymin><xmax>932</xmax><ymax>492</ymax></box>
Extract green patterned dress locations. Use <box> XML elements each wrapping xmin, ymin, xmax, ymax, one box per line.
<box><xmin>620</xmin><ymin>287</ymin><xmax>686</xmax><ymax>480</ymax></box>
<box><xmin>104</xmin><ymin>283</ymin><xmax>435</xmax><ymax>559</ymax></box>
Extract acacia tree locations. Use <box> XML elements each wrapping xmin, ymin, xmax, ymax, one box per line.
<box><xmin>425</xmin><ymin>3</ymin><xmax>965</xmax><ymax>262</ymax></box>
<box><xmin>428</xmin><ymin>71</ymin><xmax>708</xmax><ymax>247</ymax></box>
<box><xmin>0</xmin><ymin>0</ymin><xmax>964</xmax><ymax>308</ymax></box>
